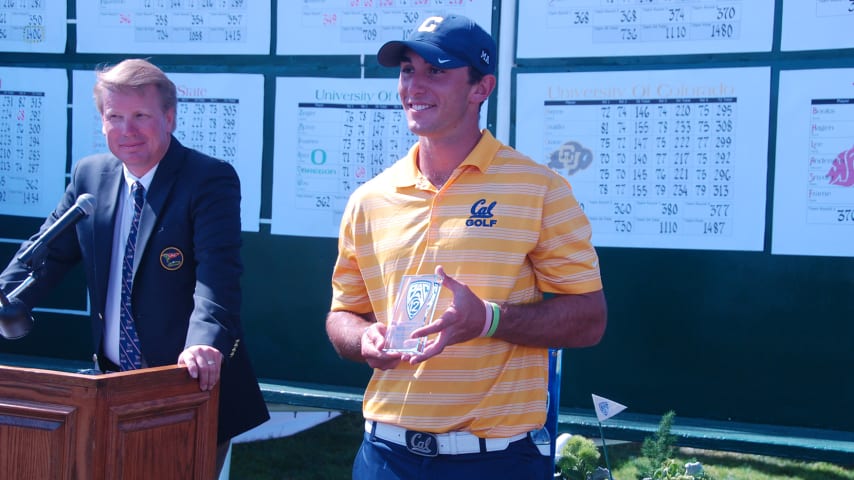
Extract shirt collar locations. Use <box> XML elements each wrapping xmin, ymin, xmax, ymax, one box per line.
<box><xmin>389</xmin><ymin>130</ymin><xmax>502</xmax><ymax>188</ymax></box>
<box><xmin>122</xmin><ymin>164</ymin><xmax>158</xmax><ymax>194</ymax></box>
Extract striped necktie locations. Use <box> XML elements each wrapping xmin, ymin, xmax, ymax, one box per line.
<box><xmin>119</xmin><ymin>181</ymin><xmax>145</xmax><ymax>370</ymax></box>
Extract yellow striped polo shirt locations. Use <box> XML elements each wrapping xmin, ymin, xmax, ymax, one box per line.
<box><xmin>331</xmin><ymin>130</ymin><xmax>602</xmax><ymax>438</ymax></box>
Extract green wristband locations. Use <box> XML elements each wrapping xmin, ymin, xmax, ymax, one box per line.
<box><xmin>486</xmin><ymin>302</ymin><xmax>501</xmax><ymax>337</ymax></box>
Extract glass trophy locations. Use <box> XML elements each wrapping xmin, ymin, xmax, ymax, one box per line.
<box><xmin>383</xmin><ymin>273</ymin><xmax>442</xmax><ymax>354</ymax></box>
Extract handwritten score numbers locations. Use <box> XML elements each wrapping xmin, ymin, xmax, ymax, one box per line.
<box><xmin>516</xmin><ymin>0</ymin><xmax>775</xmax><ymax>57</ymax></box>
<box><xmin>515</xmin><ymin>68</ymin><xmax>770</xmax><ymax>251</ymax></box>
<box><xmin>0</xmin><ymin>0</ymin><xmax>66</xmax><ymax>53</ymax></box>
<box><xmin>272</xmin><ymin>78</ymin><xmax>417</xmax><ymax>238</ymax></box>
<box><xmin>276</xmin><ymin>0</ymin><xmax>493</xmax><ymax>55</ymax></box>
<box><xmin>75</xmin><ymin>0</ymin><xmax>270</xmax><ymax>54</ymax></box>
<box><xmin>0</xmin><ymin>67</ymin><xmax>67</xmax><ymax>218</ymax></box>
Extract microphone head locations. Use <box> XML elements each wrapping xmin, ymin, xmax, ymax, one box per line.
<box><xmin>76</xmin><ymin>193</ymin><xmax>97</xmax><ymax>216</ymax></box>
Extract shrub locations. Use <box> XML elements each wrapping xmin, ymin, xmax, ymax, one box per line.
<box><xmin>633</xmin><ymin>411</ymin><xmax>713</xmax><ymax>480</ymax></box>
<box><xmin>634</xmin><ymin>410</ymin><xmax>677</xmax><ymax>478</ymax></box>
<box><xmin>556</xmin><ymin>435</ymin><xmax>601</xmax><ymax>480</ymax></box>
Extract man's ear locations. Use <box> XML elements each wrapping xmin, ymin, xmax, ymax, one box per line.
<box><xmin>165</xmin><ymin>107</ymin><xmax>177</xmax><ymax>133</ymax></box>
<box><xmin>470</xmin><ymin>74</ymin><xmax>497</xmax><ymax>104</ymax></box>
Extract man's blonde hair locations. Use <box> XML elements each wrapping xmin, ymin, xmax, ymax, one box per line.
<box><xmin>93</xmin><ymin>59</ymin><xmax>177</xmax><ymax>117</ymax></box>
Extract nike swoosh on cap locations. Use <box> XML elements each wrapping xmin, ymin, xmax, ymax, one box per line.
<box><xmin>437</xmin><ymin>58</ymin><xmax>451</xmax><ymax>64</ymax></box>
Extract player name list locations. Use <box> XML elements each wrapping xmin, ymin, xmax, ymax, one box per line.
<box><xmin>545</xmin><ymin>96</ymin><xmax>738</xmax><ymax>238</ymax></box>
<box><xmin>807</xmin><ymin>98</ymin><xmax>854</xmax><ymax>225</ymax></box>
<box><xmin>294</xmin><ymin>101</ymin><xmax>415</xmax><ymax>215</ymax></box>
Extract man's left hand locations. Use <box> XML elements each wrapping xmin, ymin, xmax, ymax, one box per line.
<box><xmin>178</xmin><ymin>345</ymin><xmax>223</xmax><ymax>391</ymax></box>
<box><xmin>405</xmin><ymin>265</ymin><xmax>485</xmax><ymax>364</ymax></box>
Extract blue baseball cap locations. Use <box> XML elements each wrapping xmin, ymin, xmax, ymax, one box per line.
<box><xmin>377</xmin><ymin>15</ymin><xmax>496</xmax><ymax>75</ymax></box>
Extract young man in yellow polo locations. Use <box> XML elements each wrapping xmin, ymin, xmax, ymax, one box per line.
<box><xmin>326</xmin><ymin>14</ymin><xmax>607</xmax><ymax>479</ymax></box>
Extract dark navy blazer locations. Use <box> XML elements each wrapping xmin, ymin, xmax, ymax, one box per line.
<box><xmin>0</xmin><ymin>137</ymin><xmax>269</xmax><ymax>443</ymax></box>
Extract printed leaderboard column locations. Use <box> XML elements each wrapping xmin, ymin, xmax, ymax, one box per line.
<box><xmin>75</xmin><ymin>1</ymin><xmax>270</xmax><ymax>54</ymax></box>
<box><xmin>284</xmin><ymin>102</ymin><xmax>414</xmax><ymax>236</ymax></box>
<box><xmin>807</xmin><ymin>99</ymin><xmax>854</xmax><ymax>225</ymax></box>
<box><xmin>516</xmin><ymin>67</ymin><xmax>770</xmax><ymax>251</ymax></box>
<box><xmin>0</xmin><ymin>0</ymin><xmax>66</xmax><ymax>53</ymax></box>
<box><xmin>0</xmin><ymin>91</ymin><xmax>44</xmax><ymax>208</ymax></box>
<box><xmin>176</xmin><ymin>98</ymin><xmax>239</xmax><ymax>168</ymax></box>
<box><xmin>516</xmin><ymin>0</ymin><xmax>775</xmax><ymax>58</ymax></box>
<box><xmin>335</xmin><ymin>104</ymin><xmax>412</xmax><ymax>193</ymax></box>
<box><xmin>272</xmin><ymin>78</ymin><xmax>416</xmax><ymax>238</ymax></box>
<box><xmin>0</xmin><ymin>67</ymin><xmax>67</xmax><ymax>218</ymax></box>
<box><xmin>276</xmin><ymin>0</ymin><xmax>493</xmax><ymax>55</ymax></box>
<box><xmin>548</xmin><ymin>97</ymin><xmax>738</xmax><ymax>238</ymax></box>
<box><xmin>773</xmin><ymin>68</ymin><xmax>854</xmax><ymax>257</ymax></box>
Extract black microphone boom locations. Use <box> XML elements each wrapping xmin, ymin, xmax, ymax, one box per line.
<box><xmin>16</xmin><ymin>193</ymin><xmax>96</xmax><ymax>265</ymax></box>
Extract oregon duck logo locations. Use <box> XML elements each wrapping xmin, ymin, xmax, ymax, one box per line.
<box><xmin>159</xmin><ymin>247</ymin><xmax>184</xmax><ymax>271</ymax></box>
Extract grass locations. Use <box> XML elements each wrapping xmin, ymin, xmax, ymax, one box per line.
<box><xmin>607</xmin><ymin>443</ymin><xmax>854</xmax><ymax>480</ymax></box>
<box><xmin>230</xmin><ymin>412</ymin><xmax>363</xmax><ymax>479</ymax></box>
<box><xmin>229</xmin><ymin>412</ymin><xmax>853</xmax><ymax>480</ymax></box>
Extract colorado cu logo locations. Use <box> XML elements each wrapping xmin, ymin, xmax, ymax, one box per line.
<box><xmin>548</xmin><ymin>140</ymin><xmax>593</xmax><ymax>176</ymax></box>
<box><xmin>467</xmin><ymin>199</ymin><xmax>498</xmax><ymax>227</ymax></box>
<box><xmin>406</xmin><ymin>280</ymin><xmax>434</xmax><ymax>320</ymax></box>
<box><xmin>159</xmin><ymin>247</ymin><xmax>184</xmax><ymax>271</ymax></box>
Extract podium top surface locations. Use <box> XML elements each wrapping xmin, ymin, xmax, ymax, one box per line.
<box><xmin>0</xmin><ymin>353</ymin><xmax>191</xmax><ymax>388</ymax></box>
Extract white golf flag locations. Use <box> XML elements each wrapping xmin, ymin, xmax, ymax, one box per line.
<box><xmin>592</xmin><ymin>394</ymin><xmax>627</xmax><ymax>422</ymax></box>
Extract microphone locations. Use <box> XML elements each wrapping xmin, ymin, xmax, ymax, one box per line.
<box><xmin>0</xmin><ymin>292</ymin><xmax>33</xmax><ymax>339</ymax></box>
<box><xmin>16</xmin><ymin>193</ymin><xmax>96</xmax><ymax>266</ymax></box>
<box><xmin>0</xmin><ymin>285</ymin><xmax>33</xmax><ymax>340</ymax></box>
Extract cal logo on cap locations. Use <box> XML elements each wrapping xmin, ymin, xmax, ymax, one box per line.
<box><xmin>160</xmin><ymin>247</ymin><xmax>184</xmax><ymax>271</ymax></box>
<box><xmin>418</xmin><ymin>16</ymin><xmax>444</xmax><ymax>32</ymax></box>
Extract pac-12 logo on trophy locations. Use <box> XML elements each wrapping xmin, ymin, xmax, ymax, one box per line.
<box><xmin>384</xmin><ymin>274</ymin><xmax>442</xmax><ymax>354</ymax></box>
<box><xmin>406</xmin><ymin>279</ymin><xmax>435</xmax><ymax>319</ymax></box>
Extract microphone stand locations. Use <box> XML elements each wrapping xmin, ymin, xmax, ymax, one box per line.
<box><xmin>6</xmin><ymin>273</ymin><xmax>36</xmax><ymax>299</ymax></box>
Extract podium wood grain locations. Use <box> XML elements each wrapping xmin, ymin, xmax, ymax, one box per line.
<box><xmin>0</xmin><ymin>364</ymin><xmax>218</xmax><ymax>479</ymax></box>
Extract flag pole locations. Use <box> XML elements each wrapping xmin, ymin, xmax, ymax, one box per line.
<box><xmin>592</xmin><ymin>394</ymin><xmax>626</xmax><ymax>480</ymax></box>
<box><xmin>597</xmin><ymin>421</ymin><xmax>615</xmax><ymax>480</ymax></box>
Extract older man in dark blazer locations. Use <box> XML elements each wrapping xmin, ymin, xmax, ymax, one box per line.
<box><xmin>0</xmin><ymin>58</ymin><xmax>269</xmax><ymax>477</ymax></box>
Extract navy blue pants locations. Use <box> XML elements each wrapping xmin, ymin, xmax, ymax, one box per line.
<box><xmin>352</xmin><ymin>431</ymin><xmax>549</xmax><ymax>480</ymax></box>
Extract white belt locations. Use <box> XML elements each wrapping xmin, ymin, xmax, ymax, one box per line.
<box><xmin>366</xmin><ymin>420</ymin><xmax>528</xmax><ymax>456</ymax></box>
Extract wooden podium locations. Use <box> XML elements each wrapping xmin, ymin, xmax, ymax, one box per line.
<box><xmin>0</xmin><ymin>364</ymin><xmax>219</xmax><ymax>479</ymax></box>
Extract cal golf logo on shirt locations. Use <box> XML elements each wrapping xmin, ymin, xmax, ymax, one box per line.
<box><xmin>159</xmin><ymin>247</ymin><xmax>184</xmax><ymax>271</ymax></box>
<box><xmin>467</xmin><ymin>199</ymin><xmax>498</xmax><ymax>227</ymax></box>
